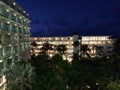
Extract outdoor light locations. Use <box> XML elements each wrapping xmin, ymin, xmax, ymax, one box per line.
<box><xmin>7</xmin><ymin>22</ymin><xmax>10</xmax><ymax>24</ymax></box>
<box><xmin>13</xmin><ymin>2</ymin><xmax>16</xmax><ymax>5</ymax></box>
<box><xmin>86</xmin><ymin>85</ymin><xmax>91</xmax><ymax>88</ymax></box>
<box><xmin>23</xmin><ymin>11</ymin><xmax>26</xmax><ymax>13</ymax></box>
<box><xmin>14</xmin><ymin>14</ymin><xmax>16</xmax><ymax>16</ymax></box>
<box><xmin>9</xmin><ymin>44</ymin><xmax>11</xmax><ymax>46</ymax></box>
<box><xmin>14</xmin><ymin>24</ymin><xmax>17</xmax><ymax>26</ymax></box>
<box><xmin>6</xmin><ymin>10</ymin><xmax>9</xmax><ymax>12</ymax></box>
<box><xmin>0</xmin><ymin>60</ymin><xmax>3</xmax><ymax>63</ymax></box>
<box><xmin>96</xmin><ymin>83</ymin><xmax>99</xmax><ymax>85</ymax></box>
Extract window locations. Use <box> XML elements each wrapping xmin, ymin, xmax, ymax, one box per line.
<box><xmin>2</xmin><ymin>22</ymin><xmax>10</xmax><ymax>30</ymax></box>
<box><xmin>2</xmin><ymin>10</ymin><xmax>9</xmax><ymax>18</ymax></box>
<box><xmin>5</xmin><ymin>35</ymin><xmax>11</xmax><ymax>42</ymax></box>
<box><xmin>11</xmin><ymin>14</ymin><xmax>16</xmax><ymax>21</ymax></box>
<box><xmin>12</xmin><ymin>25</ymin><xmax>17</xmax><ymax>32</ymax></box>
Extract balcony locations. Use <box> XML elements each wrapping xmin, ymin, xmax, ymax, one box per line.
<box><xmin>11</xmin><ymin>15</ymin><xmax>16</xmax><ymax>21</ymax></box>
<box><xmin>2</xmin><ymin>0</ymin><xmax>30</xmax><ymax>19</ymax></box>
<box><xmin>1</xmin><ymin>24</ymin><xmax>10</xmax><ymax>31</ymax></box>
<box><xmin>1</xmin><ymin>11</ymin><xmax>9</xmax><ymax>18</ymax></box>
<box><xmin>18</xmin><ymin>30</ymin><xmax>23</xmax><ymax>34</ymax></box>
<box><xmin>11</xmin><ymin>29</ymin><xmax>17</xmax><ymax>33</ymax></box>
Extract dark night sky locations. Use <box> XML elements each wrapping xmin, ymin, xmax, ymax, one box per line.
<box><xmin>16</xmin><ymin>0</ymin><xmax>120</xmax><ymax>37</ymax></box>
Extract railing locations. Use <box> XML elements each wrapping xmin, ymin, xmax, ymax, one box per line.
<box><xmin>2</xmin><ymin>0</ymin><xmax>29</xmax><ymax>19</ymax></box>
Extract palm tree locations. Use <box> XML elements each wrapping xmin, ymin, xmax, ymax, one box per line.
<box><xmin>95</xmin><ymin>46</ymin><xmax>105</xmax><ymax>58</ymax></box>
<box><xmin>56</xmin><ymin>44</ymin><xmax>67</xmax><ymax>55</ymax></box>
<box><xmin>80</xmin><ymin>44</ymin><xmax>91</xmax><ymax>58</ymax></box>
<box><xmin>40</xmin><ymin>42</ymin><xmax>53</xmax><ymax>56</ymax></box>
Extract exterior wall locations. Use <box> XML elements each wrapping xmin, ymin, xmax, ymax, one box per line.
<box><xmin>31</xmin><ymin>36</ymin><xmax>113</xmax><ymax>61</ymax></box>
<box><xmin>31</xmin><ymin>36</ymin><xmax>73</xmax><ymax>61</ymax></box>
<box><xmin>0</xmin><ymin>0</ymin><xmax>31</xmax><ymax>89</ymax></box>
<box><xmin>82</xmin><ymin>36</ymin><xmax>113</xmax><ymax>55</ymax></box>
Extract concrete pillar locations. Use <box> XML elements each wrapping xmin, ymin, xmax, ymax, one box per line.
<box><xmin>73</xmin><ymin>32</ymin><xmax>79</xmax><ymax>54</ymax></box>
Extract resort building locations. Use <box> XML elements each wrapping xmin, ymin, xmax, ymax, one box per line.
<box><xmin>0</xmin><ymin>0</ymin><xmax>31</xmax><ymax>89</ymax></box>
<box><xmin>31</xmin><ymin>35</ymin><xmax>113</xmax><ymax>61</ymax></box>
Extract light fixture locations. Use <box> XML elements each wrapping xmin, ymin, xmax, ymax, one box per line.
<box><xmin>6</xmin><ymin>10</ymin><xmax>9</xmax><ymax>12</ymax></box>
<box><xmin>23</xmin><ymin>11</ymin><xmax>26</xmax><ymax>13</ymax></box>
<box><xmin>9</xmin><ymin>44</ymin><xmax>11</xmax><ymax>46</ymax></box>
<box><xmin>13</xmin><ymin>2</ymin><xmax>16</xmax><ymax>5</ymax></box>
<box><xmin>7</xmin><ymin>22</ymin><xmax>10</xmax><ymax>24</ymax></box>
<box><xmin>8</xmin><ymin>33</ymin><xmax>10</xmax><ymax>35</ymax></box>
<box><xmin>14</xmin><ymin>14</ymin><xmax>16</xmax><ymax>16</ymax></box>
<box><xmin>0</xmin><ymin>60</ymin><xmax>3</xmax><ymax>63</ymax></box>
<box><xmin>14</xmin><ymin>24</ymin><xmax>17</xmax><ymax>26</ymax></box>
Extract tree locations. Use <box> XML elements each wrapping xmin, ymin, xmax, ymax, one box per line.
<box><xmin>55</xmin><ymin>44</ymin><xmax>67</xmax><ymax>55</ymax></box>
<box><xmin>40</xmin><ymin>42</ymin><xmax>53</xmax><ymax>56</ymax></box>
<box><xmin>80</xmin><ymin>44</ymin><xmax>91</xmax><ymax>59</ymax></box>
<box><xmin>6</xmin><ymin>60</ymin><xmax>35</xmax><ymax>90</ymax></box>
<box><xmin>94</xmin><ymin>45</ymin><xmax>105</xmax><ymax>58</ymax></box>
<box><xmin>112</xmin><ymin>38</ymin><xmax>120</xmax><ymax>57</ymax></box>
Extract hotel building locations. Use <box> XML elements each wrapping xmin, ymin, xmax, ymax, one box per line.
<box><xmin>0</xmin><ymin>0</ymin><xmax>31</xmax><ymax>89</ymax></box>
<box><xmin>31</xmin><ymin>35</ymin><xmax>113</xmax><ymax>61</ymax></box>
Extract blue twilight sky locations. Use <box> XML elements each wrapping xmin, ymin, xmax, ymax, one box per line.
<box><xmin>16</xmin><ymin>0</ymin><xmax>120</xmax><ymax>37</ymax></box>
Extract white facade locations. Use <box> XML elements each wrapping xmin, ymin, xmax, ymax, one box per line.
<box><xmin>0</xmin><ymin>0</ymin><xmax>31</xmax><ymax>89</ymax></box>
<box><xmin>31</xmin><ymin>35</ymin><xmax>113</xmax><ymax>61</ymax></box>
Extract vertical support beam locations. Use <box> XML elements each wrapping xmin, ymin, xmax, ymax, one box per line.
<box><xmin>73</xmin><ymin>32</ymin><xmax>79</xmax><ymax>54</ymax></box>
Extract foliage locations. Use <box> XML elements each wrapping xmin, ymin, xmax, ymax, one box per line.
<box><xmin>55</xmin><ymin>44</ymin><xmax>67</xmax><ymax>55</ymax></box>
<box><xmin>30</xmin><ymin>38</ymin><xmax>120</xmax><ymax>90</ymax></box>
<box><xmin>6</xmin><ymin>60</ymin><xmax>35</xmax><ymax>90</ymax></box>
<box><xmin>80</xmin><ymin>44</ymin><xmax>91</xmax><ymax>58</ymax></box>
<box><xmin>40</xmin><ymin>42</ymin><xmax>53</xmax><ymax>55</ymax></box>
